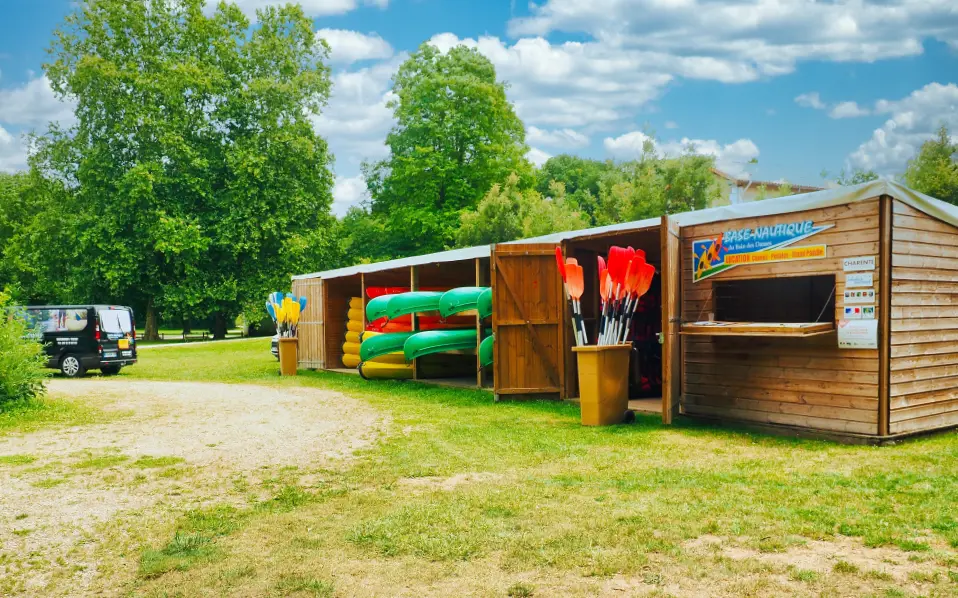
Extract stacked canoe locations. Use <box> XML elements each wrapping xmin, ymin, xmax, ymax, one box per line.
<box><xmin>357</xmin><ymin>287</ymin><xmax>496</xmax><ymax>379</ymax></box>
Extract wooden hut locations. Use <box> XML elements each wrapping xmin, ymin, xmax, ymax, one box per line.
<box><xmin>670</xmin><ymin>180</ymin><xmax>958</xmax><ymax>440</ymax></box>
<box><xmin>293</xmin><ymin>181</ymin><xmax>958</xmax><ymax>441</ymax></box>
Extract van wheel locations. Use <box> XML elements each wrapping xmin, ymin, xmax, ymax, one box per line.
<box><xmin>100</xmin><ymin>364</ymin><xmax>122</xmax><ymax>376</ymax></box>
<box><xmin>60</xmin><ymin>355</ymin><xmax>85</xmax><ymax>378</ymax></box>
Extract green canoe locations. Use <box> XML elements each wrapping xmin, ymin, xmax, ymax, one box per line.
<box><xmin>476</xmin><ymin>288</ymin><xmax>492</xmax><ymax>319</ymax></box>
<box><xmin>479</xmin><ymin>334</ymin><xmax>494</xmax><ymax>368</ymax></box>
<box><xmin>384</xmin><ymin>291</ymin><xmax>444</xmax><ymax>320</ymax></box>
<box><xmin>438</xmin><ymin>287</ymin><xmax>490</xmax><ymax>318</ymax></box>
<box><xmin>403</xmin><ymin>329</ymin><xmax>478</xmax><ymax>361</ymax></box>
<box><xmin>365</xmin><ymin>295</ymin><xmax>393</xmax><ymax>322</ymax></box>
<box><xmin>359</xmin><ymin>332</ymin><xmax>415</xmax><ymax>362</ymax></box>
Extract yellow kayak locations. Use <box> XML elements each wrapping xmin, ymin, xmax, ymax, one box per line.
<box><xmin>349</xmin><ymin>297</ymin><xmax>363</xmax><ymax>310</ymax></box>
<box><xmin>346</xmin><ymin>331</ymin><xmax>362</xmax><ymax>344</ymax></box>
<box><xmin>347</xmin><ymin>308</ymin><xmax>364</xmax><ymax>322</ymax></box>
<box><xmin>343</xmin><ymin>341</ymin><xmax>361</xmax><ymax>356</ymax></box>
<box><xmin>359</xmin><ymin>362</ymin><xmax>414</xmax><ymax>380</ymax></box>
<box><xmin>346</xmin><ymin>320</ymin><xmax>363</xmax><ymax>333</ymax></box>
<box><xmin>342</xmin><ymin>353</ymin><xmax>360</xmax><ymax>368</ymax></box>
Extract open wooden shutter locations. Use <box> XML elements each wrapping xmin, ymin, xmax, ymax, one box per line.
<box><xmin>492</xmin><ymin>243</ymin><xmax>565</xmax><ymax>399</ymax></box>
<box><xmin>291</xmin><ymin>278</ymin><xmax>325</xmax><ymax>369</ymax></box>
<box><xmin>661</xmin><ymin>215</ymin><xmax>682</xmax><ymax>423</ymax></box>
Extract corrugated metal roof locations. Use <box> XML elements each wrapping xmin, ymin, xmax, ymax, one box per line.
<box><xmin>293</xmin><ymin>180</ymin><xmax>957</xmax><ymax>282</ymax></box>
<box><xmin>292</xmin><ymin>244</ymin><xmax>491</xmax><ymax>281</ymax></box>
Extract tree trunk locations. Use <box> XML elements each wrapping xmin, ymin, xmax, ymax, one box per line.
<box><xmin>212</xmin><ymin>312</ymin><xmax>227</xmax><ymax>340</ymax></box>
<box><xmin>182</xmin><ymin>316</ymin><xmax>192</xmax><ymax>335</ymax></box>
<box><xmin>144</xmin><ymin>300</ymin><xmax>160</xmax><ymax>341</ymax></box>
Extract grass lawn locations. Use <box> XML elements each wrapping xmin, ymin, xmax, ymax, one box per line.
<box><xmin>8</xmin><ymin>339</ymin><xmax>958</xmax><ymax>596</ymax></box>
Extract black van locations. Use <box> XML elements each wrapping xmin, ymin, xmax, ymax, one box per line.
<box><xmin>20</xmin><ymin>305</ymin><xmax>138</xmax><ymax>377</ymax></box>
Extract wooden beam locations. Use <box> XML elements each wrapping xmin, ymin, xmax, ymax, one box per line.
<box><xmin>878</xmin><ymin>195</ymin><xmax>893</xmax><ymax>436</ymax></box>
<box><xmin>410</xmin><ymin>265</ymin><xmax>419</xmax><ymax>380</ymax></box>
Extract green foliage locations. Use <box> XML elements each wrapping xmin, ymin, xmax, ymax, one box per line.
<box><xmin>535</xmin><ymin>155</ymin><xmax>611</xmax><ymax>225</ymax></box>
<box><xmin>904</xmin><ymin>125</ymin><xmax>958</xmax><ymax>205</ymax></box>
<box><xmin>365</xmin><ymin>43</ymin><xmax>531</xmax><ymax>256</ymax></box>
<box><xmin>456</xmin><ymin>173</ymin><xmax>588</xmax><ymax>246</ymax></box>
<box><xmin>595</xmin><ymin>141</ymin><xmax>720</xmax><ymax>223</ymax></box>
<box><xmin>34</xmin><ymin>0</ymin><xmax>339</xmax><ymax>337</ymax></box>
<box><xmin>835</xmin><ymin>168</ymin><xmax>880</xmax><ymax>186</ymax></box>
<box><xmin>0</xmin><ymin>293</ymin><xmax>48</xmax><ymax>406</ymax></box>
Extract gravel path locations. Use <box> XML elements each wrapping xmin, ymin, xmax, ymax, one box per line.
<box><xmin>0</xmin><ymin>379</ymin><xmax>386</xmax><ymax>595</ymax></box>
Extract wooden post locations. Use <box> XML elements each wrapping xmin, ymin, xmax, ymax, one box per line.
<box><xmin>475</xmin><ymin>258</ymin><xmax>483</xmax><ymax>389</ymax></box>
<box><xmin>878</xmin><ymin>194</ymin><xmax>892</xmax><ymax>437</ymax></box>
<box><xmin>360</xmin><ymin>273</ymin><xmax>367</xmax><ymax>331</ymax></box>
<box><xmin>410</xmin><ymin>265</ymin><xmax>419</xmax><ymax>380</ymax></box>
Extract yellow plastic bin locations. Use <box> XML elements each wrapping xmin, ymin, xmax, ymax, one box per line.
<box><xmin>278</xmin><ymin>337</ymin><xmax>298</xmax><ymax>376</ymax></box>
<box><xmin>572</xmin><ymin>344</ymin><xmax>632</xmax><ymax>426</ymax></box>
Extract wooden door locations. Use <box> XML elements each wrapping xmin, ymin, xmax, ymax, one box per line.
<box><xmin>492</xmin><ymin>243</ymin><xmax>565</xmax><ymax>399</ymax></box>
<box><xmin>291</xmin><ymin>278</ymin><xmax>325</xmax><ymax>369</ymax></box>
<box><xmin>660</xmin><ymin>215</ymin><xmax>682</xmax><ymax>423</ymax></box>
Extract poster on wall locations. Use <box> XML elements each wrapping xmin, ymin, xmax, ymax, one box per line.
<box><xmin>843</xmin><ymin>289</ymin><xmax>876</xmax><ymax>304</ymax></box>
<box><xmin>692</xmin><ymin>220</ymin><xmax>833</xmax><ymax>282</ymax></box>
<box><xmin>845</xmin><ymin>273</ymin><xmax>874</xmax><ymax>288</ymax></box>
<box><xmin>838</xmin><ymin>319</ymin><xmax>878</xmax><ymax>349</ymax></box>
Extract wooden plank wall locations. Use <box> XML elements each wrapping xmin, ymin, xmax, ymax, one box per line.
<box><xmin>291</xmin><ymin>278</ymin><xmax>325</xmax><ymax>369</ymax></box>
<box><xmin>889</xmin><ymin>201</ymin><xmax>958</xmax><ymax>434</ymax></box>
<box><xmin>323</xmin><ymin>275</ymin><xmax>362</xmax><ymax>369</ymax></box>
<box><xmin>680</xmin><ymin>199</ymin><xmax>882</xmax><ymax>435</ymax></box>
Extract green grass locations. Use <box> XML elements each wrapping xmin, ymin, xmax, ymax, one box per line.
<box><xmin>85</xmin><ymin>339</ymin><xmax>958</xmax><ymax>595</ymax></box>
<box><xmin>0</xmin><ymin>397</ymin><xmax>118</xmax><ymax>436</ymax></box>
<box><xmin>131</xmin><ymin>456</ymin><xmax>186</xmax><ymax>469</ymax></box>
<box><xmin>0</xmin><ymin>454</ymin><xmax>36</xmax><ymax>466</ymax></box>
<box><xmin>72</xmin><ymin>453</ymin><xmax>129</xmax><ymax>469</ymax></box>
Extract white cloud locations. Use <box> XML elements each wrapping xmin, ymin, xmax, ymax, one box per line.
<box><xmin>604</xmin><ymin>131</ymin><xmax>759</xmax><ymax>178</ymax></box>
<box><xmin>317</xmin><ymin>29</ymin><xmax>394</xmax><ymax>65</ymax></box>
<box><xmin>829</xmin><ymin>101</ymin><xmax>870</xmax><ymax>119</ymax></box>
<box><xmin>507</xmin><ymin>0</ymin><xmax>956</xmax><ymax>77</ymax></box>
<box><xmin>0</xmin><ymin>75</ymin><xmax>75</xmax><ymax>129</ymax></box>
<box><xmin>311</xmin><ymin>56</ymin><xmax>405</xmax><ymax>172</ymax></box>
<box><xmin>664</xmin><ymin>121</ymin><xmax>678</xmax><ymax>129</ymax></box>
<box><xmin>0</xmin><ymin>125</ymin><xmax>29</xmax><ymax>173</ymax></box>
<box><xmin>212</xmin><ymin>0</ymin><xmax>388</xmax><ymax>18</ymax></box>
<box><xmin>527</xmin><ymin>147</ymin><xmax>552</xmax><ymax>167</ymax></box>
<box><xmin>526</xmin><ymin>126</ymin><xmax>589</xmax><ymax>149</ymax></box>
<box><xmin>331</xmin><ymin>174</ymin><xmax>370</xmax><ymax>216</ymax></box>
<box><xmin>795</xmin><ymin>92</ymin><xmax>826</xmax><ymax>110</ymax></box>
<box><xmin>847</xmin><ymin>82</ymin><xmax>958</xmax><ymax>175</ymax></box>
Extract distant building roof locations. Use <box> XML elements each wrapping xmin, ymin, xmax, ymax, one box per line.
<box><xmin>711</xmin><ymin>168</ymin><xmax>824</xmax><ymax>194</ymax></box>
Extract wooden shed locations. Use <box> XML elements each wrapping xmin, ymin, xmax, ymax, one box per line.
<box><xmin>293</xmin><ymin>181</ymin><xmax>957</xmax><ymax>441</ymax></box>
<box><xmin>291</xmin><ymin>245</ymin><xmax>493</xmax><ymax>386</ymax></box>
<box><xmin>671</xmin><ymin>180</ymin><xmax>958</xmax><ymax>440</ymax></box>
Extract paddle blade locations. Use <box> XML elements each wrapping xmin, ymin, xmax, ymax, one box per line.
<box><xmin>565</xmin><ymin>258</ymin><xmax>578</xmax><ymax>266</ymax></box>
<box><xmin>555</xmin><ymin>247</ymin><xmax>567</xmax><ymax>282</ymax></box>
<box><xmin>607</xmin><ymin>246</ymin><xmax>628</xmax><ymax>284</ymax></box>
<box><xmin>597</xmin><ymin>255</ymin><xmax>606</xmax><ymax>272</ymax></box>
<box><xmin>624</xmin><ymin>257</ymin><xmax>644</xmax><ymax>293</ymax></box>
<box><xmin>298</xmin><ymin>296</ymin><xmax>307</xmax><ymax>312</ymax></box>
<box><xmin>266</xmin><ymin>301</ymin><xmax>276</xmax><ymax>321</ymax></box>
<box><xmin>566</xmin><ymin>264</ymin><xmax>585</xmax><ymax>299</ymax></box>
<box><xmin>636</xmin><ymin>263</ymin><xmax>656</xmax><ymax>297</ymax></box>
<box><xmin>599</xmin><ymin>269</ymin><xmax>609</xmax><ymax>301</ymax></box>
<box><xmin>634</xmin><ymin>249</ymin><xmax>646</xmax><ymax>261</ymax></box>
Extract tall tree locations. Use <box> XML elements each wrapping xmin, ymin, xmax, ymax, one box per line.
<box><xmin>903</xmin><ymin>125</ymin><xmax>958</xmax><ymax>205</ymax></box>
<box><xmin>456</xmin><ymin>173</ymin><xmax>588</xmax><ymax>246</ymax></box>
<box><xmin>365</xmin><ymin>43</ymin><xmax>530</xmax><ymax>256</ymax></box>
<box><xmin>595</xmin><ymin>141</ymin><xmax>719</xmax><ymax>224</ymax></box>
<box><xmin>535</xmin><ymin>155</ymin><xmax>610</xmax><ymax>225</ymax></box>
<box><xmin>40</xmin><ymin>0</ymin><xmax>337</xmax><ymax>339</ymax></box>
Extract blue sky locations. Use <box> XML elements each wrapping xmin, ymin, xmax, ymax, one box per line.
<box><xmin>1</xmin><ymin>0</ymin><xmax>956</xmax><ymax>215</ymax></box>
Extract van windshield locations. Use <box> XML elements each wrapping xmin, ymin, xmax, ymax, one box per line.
<box><xmin>98</xmin><ymin>308</ymin><xmax>133</xmax><ymax>334</ymax></box>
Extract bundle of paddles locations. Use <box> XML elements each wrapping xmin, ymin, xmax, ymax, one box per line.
<box><xmin>555</xmin><ymin>246</ymin><xmax>656</xmax><ymax>346</ymax></box>
<box><xmin>342</xmin><ymin>286</ymin><xmax>494</xmax><ymax>380</ymax></box>
<box><xmin>265</xmin><ymin>292</ymin><xmax>307</xmax><ymax>337</ymax></box>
